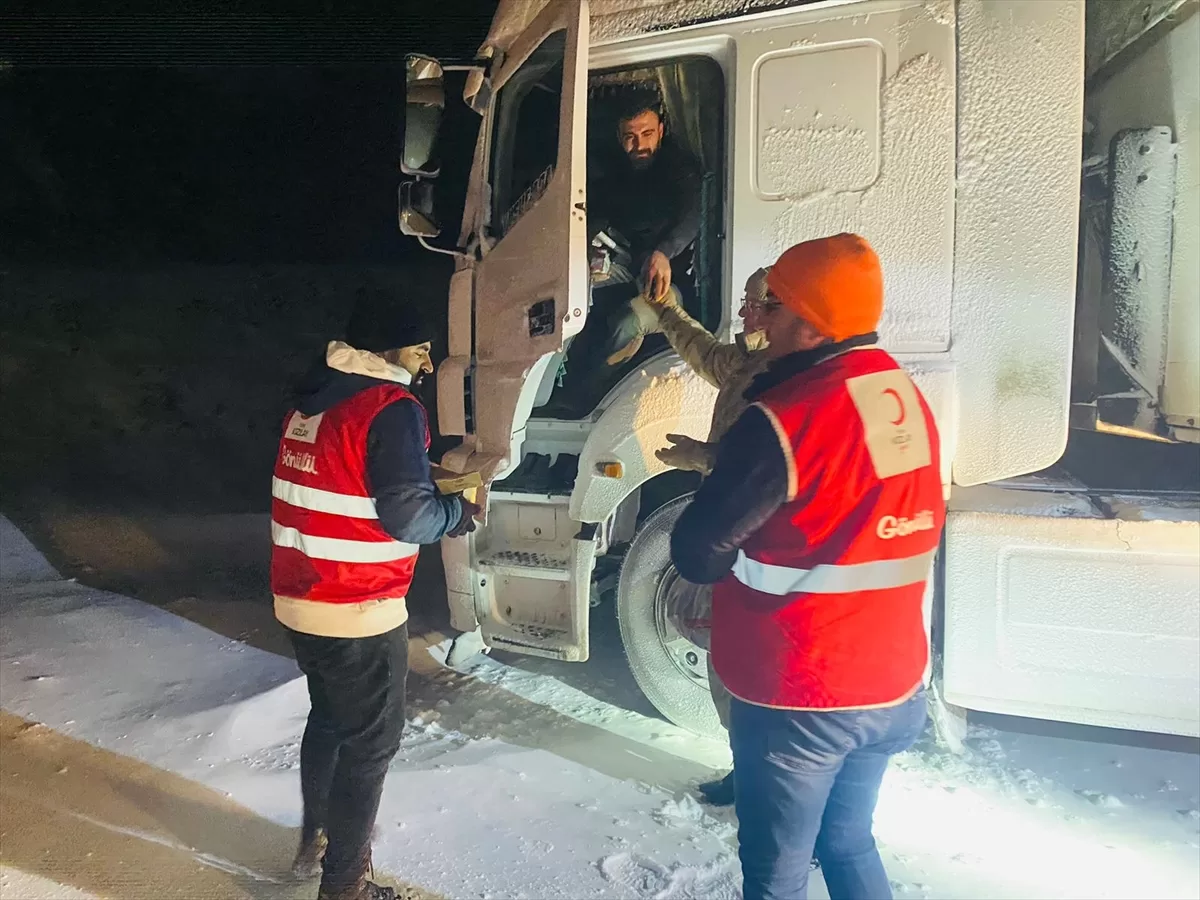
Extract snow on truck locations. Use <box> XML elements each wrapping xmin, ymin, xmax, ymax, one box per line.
<box><xmin>399</xmin><ymin>0</ymin><xmax>1200</xmax><ymax>741</ymax></box>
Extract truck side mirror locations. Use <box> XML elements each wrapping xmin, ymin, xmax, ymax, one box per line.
<box><xmin>398</xmin><ymin>179</ymin><xmax>441</xmax><ymax>238</ymax></box>
<box><xmin>403</xmin><ymin>54</ymin><xmax>445</xmax><ymax>177</ymax></box>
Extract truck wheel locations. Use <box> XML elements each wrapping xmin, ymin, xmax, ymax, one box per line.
<box><xmin>616</xmin><ymin>494</ymin><xmax>726</xmax><ymax>739</ymax></box>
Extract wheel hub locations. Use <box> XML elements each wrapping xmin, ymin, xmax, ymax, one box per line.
<box><xmin>653</xmin><ymin>567</ymin><xmax>711</xmax><ymax>688</ymax></box>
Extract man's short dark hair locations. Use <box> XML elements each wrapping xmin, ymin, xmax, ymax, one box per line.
<box><xmin>615</xmin><ymin>90</ymin><xmax>663</xmax><ymax>127</ymax></box>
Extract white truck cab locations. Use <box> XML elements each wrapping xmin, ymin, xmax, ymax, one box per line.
<box><xmin>401</xmin><ymin>0</ymin><xmax>1200</xmax><ymax>739</ymax></box>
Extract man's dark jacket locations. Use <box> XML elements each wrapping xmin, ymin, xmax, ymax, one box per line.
<box><xmin>289</xmin><ymin>359</ymin><xmax>461</xmax><ymax>545</ymax></box>
<box><xmin>588</xmin><ymin>140</ymin><xmax>702</xmax><ymax>268</ymax></box>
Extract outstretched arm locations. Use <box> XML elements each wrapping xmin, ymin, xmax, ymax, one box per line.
<box><xmin>651</xmin><ymin>296</ymin><xmax>749</xmax><ymax>389</ymax></box>
<box><xmin>366</xmin><ymin>400</ymin><xmax>464</xmax><ymax>545</ymax></box>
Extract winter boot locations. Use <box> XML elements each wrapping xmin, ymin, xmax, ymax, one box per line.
<box><xmin>697</xmin><ymin>770</ymin><xmax>735</xmax><ymax>807</ymax></box>
<box><xmin>291</xmin><ymin>828</ymin><xmax>327</xmax><ymax>880</ymax></box>
<box><xmin>317</xmin><ymin>878</ymin><xmax>396</xmax><ymax>900</ymax></box>
<box><xmin>317</xmin><ymin>850</ymin><xmax>397</xmax><ymax>900</ymax></box>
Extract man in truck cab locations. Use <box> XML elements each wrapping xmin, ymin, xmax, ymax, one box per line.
<box><xmin>271</xmin><ymin>291</ymin><xmax>479</xmax><ymax>900</ymax></box>
<box><xmin>670</xmin><ymin>234</ymin><xmax>945</xmax><ymax>900</ymax></box>
<box><xmin>587</xmin><ymin>90</ymin><xmax>701</xmax><ymax>305</ymax></box>
<box><xmin>616</xmin><ymin>267</ymin><xmax>774</xmax><ymax>806</ymax></box>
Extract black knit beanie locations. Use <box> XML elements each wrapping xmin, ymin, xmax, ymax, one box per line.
<box><xmin>344</xmin><ymin>287</ymin><xmax>432</xmax><ymax>354</ymax></box>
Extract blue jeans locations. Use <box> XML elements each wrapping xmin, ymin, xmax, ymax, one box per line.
<box><xmin>730</xmin><ymin>692</ymin><xmax>927</xmax><ymax>900</ymax></box>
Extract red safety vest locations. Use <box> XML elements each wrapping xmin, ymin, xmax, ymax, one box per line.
<box><xmin>711</xmin><ymin>347</ymin><xmax>945</xmax><ymax>710</ymax></box>
<box><xmin>270</xmin><ymin>383</ymin><xmax>428</xmax><ymax>609</ymax></box>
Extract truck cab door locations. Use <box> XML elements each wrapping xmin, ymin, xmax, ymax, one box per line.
<box><xmin>464</xmin><ymin>0</ymin><xmax>589</xmax><ymax>485</ymax></box>
<box><xmin>437</xmin><ymin>0</ymin><xmax>594</xmax><ymax>662</ymax></box>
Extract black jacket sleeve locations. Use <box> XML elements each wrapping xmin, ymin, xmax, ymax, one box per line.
<box><xmin>670</xmin><ymin>406</ymin><xmax>791</xmax><ymax>584</ymax></box>
<box><xmin>655</xmin><ymin>161</ymin><xmax>702</xmax><ymax>261</ymax></box>
<box><xmin>366</xmin><ymin>399</ymin><xmax>463</xmax><ymax>545</ymax></box>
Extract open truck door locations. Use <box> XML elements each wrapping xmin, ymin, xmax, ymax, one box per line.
<box><xmin>463</xmin><ymin>0</ymin><xmax>589</xmax><ymax>485</ymax></box>
<box><xmin>440</xmin><ymin>0</ymin><xmax>593</xmax><ymax>661</ymax></box>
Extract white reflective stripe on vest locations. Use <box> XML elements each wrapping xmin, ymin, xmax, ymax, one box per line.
<box><xmin>272</xmin><ymin>477</ymin><xmax>378</xmax><ymax>519</ymax></box>
<box><xmin>271</xmin><ymin>522</ymin><xmax>417</xmax><ymax>563</ymax></box>
<box><xmin>732</xmin><ymin>548</ymin><xmax>936</xmax><ymax>596</ymax></box>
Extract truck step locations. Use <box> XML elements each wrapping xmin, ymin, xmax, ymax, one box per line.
<box><xmin>478</xmin><ymin>549</ymin><xmax>571</xmax><ymax>581</ymax></box>
<box><xmin>488</xmin><ymin>627</ymin><xmax>585</xmax><ymax>662</ymax></box>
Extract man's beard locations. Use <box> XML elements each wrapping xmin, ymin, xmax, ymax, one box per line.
<box><xmin>628</xmin><ymin>149</ymin><xmax>656</xmax><ymax>170</ymax></box>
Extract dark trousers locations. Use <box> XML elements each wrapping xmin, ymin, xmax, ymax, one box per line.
<box><xmin>288</xmin><ymin>623</ymin><xmax>409</xmax><ymax>886</ymax></box>
<box><xmin>730</xmin><ymin>692</ymin><xmax>927</xmax><ymax>900</ymax></box>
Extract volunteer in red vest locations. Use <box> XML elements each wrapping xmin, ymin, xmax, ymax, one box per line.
<box><xmin>670</xmin><ymin>233</ymin><xmax>944</xmax><ymax>900</ymax></box>
<box><xmin>271</xmin><ymin>290</ymin><xmax>478</xmax><ymax>900</ymax></box>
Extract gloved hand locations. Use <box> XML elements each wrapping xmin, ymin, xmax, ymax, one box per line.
<box><xmin>605</xmin><ymin>286</ymin><xmax>681</xmax><ymax>367</ymax></box>
<box><xmin>655</xmin><ymin>433</ymin><xmax>716</xmax><ymax>475</ymax></box>
<box><xmin>447</xmin><ymin>498</ymin><xmax>481</xmax><ymax>538</ymax></box>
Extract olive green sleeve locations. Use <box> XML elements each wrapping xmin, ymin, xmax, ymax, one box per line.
<box><xmin>654</xmin><ymin>301</ymin><xmax>749</xmax><ymax>390</ymax></box>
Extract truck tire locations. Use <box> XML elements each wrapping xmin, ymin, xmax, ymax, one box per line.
<box><xmin>616</xmin><ymin>494</ymin><xmax>726</xmax><ymax>739</ymax></box>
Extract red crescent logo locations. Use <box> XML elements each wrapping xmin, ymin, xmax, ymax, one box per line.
<box><xmin>883</xmin><ymin>388</ymin><xmax>906</xmax><ymax>426</ymax></box>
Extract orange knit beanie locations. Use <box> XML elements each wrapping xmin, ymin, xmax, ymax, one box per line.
<box><xmin>766</xmin><ymin>233</ymin><xmax>883</xmax><ymax>342</ymax></box>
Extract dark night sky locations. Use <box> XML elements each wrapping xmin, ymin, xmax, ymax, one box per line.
<box><xmin>0</xmin><ymin>5</ymin><xmax>498</xmax><ymax>266</ymax></box>
<box><xmin>0</xmin><ymin>6</ymin><xmax>502</xmax><ymax>511</ymax></box>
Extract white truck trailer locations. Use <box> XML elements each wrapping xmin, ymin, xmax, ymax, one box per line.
<box><xmin>399</xmin><ymin>0</ymin><xmax>1200</xmax><ymax>740</ymax></box>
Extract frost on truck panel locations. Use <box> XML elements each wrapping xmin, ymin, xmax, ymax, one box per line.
<box><xmin>763</xmin><ymin>52</ymin><xmax>955</xmax><ymax>352</ymax></box>
<box><xmin>593</xmin><ymin>0</ymin><xmax>961</xmax><ymax>43</ymax></box>
<box><xmin>950</xmin><ymin>0</ymin><xmax>1083</xmax><ymax>484</ymax></box>
<box><xmin>754</xmin><ymin>39</ymin><xmax>883</xmax><ymax>197</ymax></box>
<box><xmin>760</xmin><ymin>125</ymin><xmax>875</xmax><ymax>197</ymax></box>
<box><xmin>485</xmin><ymin>0</ymin><xmax>788</xmax><ymax>53</ymax></box>
<box><xmin>486</xmin><ymin>0</ymin><xmax>957</xmax><ymax>51</ymax></box>
<box><xmin>571</xmin><ymin>359</ymin><xmax>718</xmax><ymax>523</ymax></box>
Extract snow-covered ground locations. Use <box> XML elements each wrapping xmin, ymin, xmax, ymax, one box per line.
<box><xmin>0</xmin><ymin>868</ymin><xmax>97</xmax><ymax>900</ymax></box>
<box><xmin>2</xmin><ymin>514</ymin><xmax>1198</xmax><ymax>899</ymax></box>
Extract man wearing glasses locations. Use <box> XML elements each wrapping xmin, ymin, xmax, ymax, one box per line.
<box><xmin>619</xmin><ymin>267</ymin><xmax>774</xmax><ymax>806</ymax></box>
<box><xmin>670</xmin><ymin>234</ymin><xmax>944</xmax><ymax>900</ymax></box>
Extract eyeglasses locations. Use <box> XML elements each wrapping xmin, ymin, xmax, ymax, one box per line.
<box><xmin>742</xmin><ymin>298</ymin><xmax>783</xmax><ymax>313</ymax></box>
